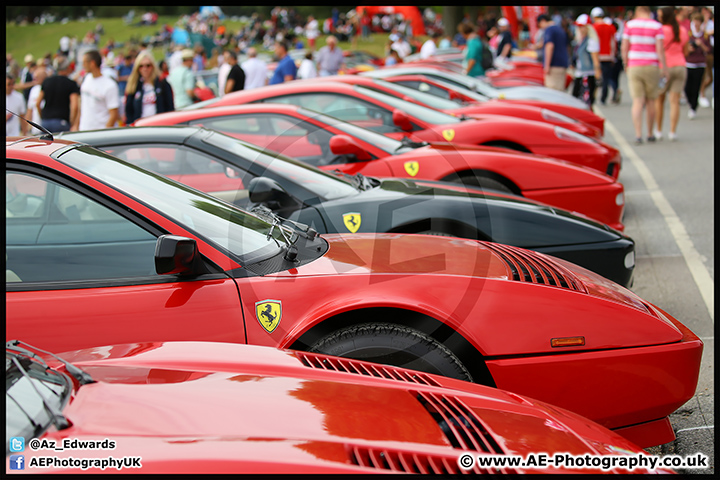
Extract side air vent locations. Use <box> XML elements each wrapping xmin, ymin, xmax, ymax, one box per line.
<box><xmin>295</xmin><ymin>352</ymin><xmax>441</xmax><ymax>386</ymax></box>
<box><xmin>415</xmin><ymin>391</ymin><xmax>505</xmax><ymax>455</ymax></box>
<box><xmin>348</xmin><ymin>444</ymin><xmax>489</xmax><ymax>474</ymax></box>
<box><xmin>483</xmin><ymin>242</ymin><xmax>587</xmax><ymax>293</ymax></box>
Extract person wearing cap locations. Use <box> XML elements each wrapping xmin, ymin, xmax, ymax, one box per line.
<box><xmin>16</xmin><ymin>54</ymin><xmax>37</xmax><ymax>102</ymax></box>
<box><xmin>591</xmin><ymin>7</ymin><xmax>619</xmax><ymax>105</ymax></box>
<box><xmin>34</xmin><ymin>56</ymin><xmax>80</xmax><ymax>133</ymax></box>
<box><xmin>495</xmin><ymin>18</ymin><xmax>514</xmax><ymax>62</ymax></box>
<box><xmin>571</xmin><ymin>14</ymin><xmax>602</xmax><ymax>110</ymax></box>
<box><xmin>167</xmin><ymin>48</ymin><xmax>197</xmax><ymax>109</ymax></box>
<box><xmin>621</xmin><ymin>6</ymin><xmax>668</xmax><ymax>144</ymax></box>
<box><xmin>538</xmin><ymin>14</ymin><xmax>570</xmax><ymax>91</ymax></box>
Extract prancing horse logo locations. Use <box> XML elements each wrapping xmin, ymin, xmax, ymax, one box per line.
<box><xmin>255</xmin><ymin>300</ymin><xmax>281</xmax><ymax>333</ymax></box>
<box><xmin>404</xmin><ymin>161</ymin><xmax>419</xmax><ymax>177</ymax></box>
<box><xmin>343</xmin><ymin>212</ymin><xmax>362</xmax><ymax>233</ymax></box>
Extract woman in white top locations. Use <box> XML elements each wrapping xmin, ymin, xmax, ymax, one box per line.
<box><xmin>297</xmin><ymin>52</ymin><xmax>318</xmax><ymax>80</ymax></box>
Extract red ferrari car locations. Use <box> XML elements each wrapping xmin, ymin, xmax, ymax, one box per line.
<box><xmin>6</xmin><ymin>137</ymin><xmax>702</xmax><ymax>448</ymax></box>
<box><xmin>136</xmin><ymin>104</ymin><xmax>626</xmax><ymax>230</ymax></box>
<box><xmin>361</xmin><ymin>68</ymin><xmax>606</xmax><ymax>134</ymax></box>
<box><xmin>181</xmin><ymin>80</ymin><xmax>621</xmax><ymax>178</ymax></box>
<box><xmin>7</xmin><ymin>341</ymin><xmax>673</xmax><ymax>474</ymax></box>
<box><xmin>311</xmin><ymin>75</ymin><xmax>601</xmax><ymax>139</ymax></box>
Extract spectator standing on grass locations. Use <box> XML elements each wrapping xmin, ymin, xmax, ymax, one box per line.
<box><xmin>241</xmin><ymin>47</ymin><xmax>268</xmax><ymax>90</ymax></box>
<box><xmin>35</xmin><ymin>56</ymin><xmax>79</xmax><ymax>134</ymax></box>
<box><xmin>571</xmin><ymin>14</ymin><xmax>601</xmax><ymax>110</ymax></box>
<box><xmin>316</xmin><ymin>35</ymin><xmax>345</xmax><ymax>76</ymax></box>
<box><xmin>591</xmin><ymin>7</ymin><xmax>619</xmax><ymax>106</ymax></box>
<box><xmin>224</xmin><ymin>51</ymin><xmax>245</xmax><ymax>94</ymax></box>
<box><xmin>621</xmin><ymin>5</ymin><xmax>668</xmax><ymax>145</ymax></box>
<box><xmin>420</xmin><ymin>31</ymin><xmax>441</xmax><ymax>60</ymax></box>
<box><xmin>167</xmin><ymin>49</ymin><xmax>197</xmax><ymax>109</ymax></box>
<box><xmin>6</xmin><ymin>74</ymin><xmax>28</xmax><ymax>136</ymax></box>
<box><xmin>217</xmin><ymin>50</ymin><xmax>232</xmax><ymax>96</ymax></box>
<box><xmin>17</xmin><ymin>54</ymin><xmax>36</xmax><ymax>102</ymax></box>
<box><xmin>391</xmin><ymin>33</ymin><xmax>412</xmax><ymax>60</ymax></box>
<box><xmin>305</xmin><ymin>15</ymin><xmax>320</xmax><ymax>51</ymax></box>
<box><xmin>124</xmin><ymin>51</ymin><xmax>174</xmax><ymax>125</ymax></box>
<box><xmin>685</xmin><ymin>12</ymin><xmax>712</xmax><ymax>119</ymax></box>
<box><xmin>538</xmin><ymin>14</ymin><xmax>570</xmax><ymax>91</ymax></box>
<box><xmin>77</xmin><ymin>50</ymin><xmax>120</xmax><ymax>131</ymax></box>
<box><xmin>269</xmin><ymin>41</ymin><xmax>297</xmax><ymax>85</ymax></box>
<box><xmin>654</xmin><ymin>6</ymin><xmax>689</xmax><ymax>141</ymax></box>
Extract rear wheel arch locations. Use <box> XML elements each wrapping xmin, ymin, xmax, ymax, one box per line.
<box><xmin>289</xmin><ymin>307</ymin><xmax>496</xmax><ymax>386</ymax></box>
<box><xmin>442</xmin><ymin>169</ymin><xmax>521</xmax><ymax>196</ymax></box>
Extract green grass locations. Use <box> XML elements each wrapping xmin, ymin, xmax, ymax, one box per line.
<box><xmin>7</xmin><ymin>16</ymin><xmax>415</xmax><ymax>67</ymax></box>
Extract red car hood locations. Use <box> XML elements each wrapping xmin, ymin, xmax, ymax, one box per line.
<box><xmin>39</xmin><ymin>342</ymin><xmax>655</xmax><ymax>474</ymax></box>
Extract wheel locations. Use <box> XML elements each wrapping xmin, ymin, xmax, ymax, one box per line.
<box><xmin>456</xmin><ymin>175</ymin><xmax>513</xmax><ymax>194</ymax></box>
<box><xmin>309</xmin><ymin>323</ymin><xmax>473</xmax><ymax>382</ymax></box>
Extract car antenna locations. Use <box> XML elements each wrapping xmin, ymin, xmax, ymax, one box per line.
<box><xmin>5</xmin><ymin>108</ymin><xmax>54</xmax><ymax>141</ymax></box>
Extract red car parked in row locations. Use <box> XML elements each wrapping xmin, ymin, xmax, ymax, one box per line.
<box><xmin>182</xmin><ymin>80</ymin><xmax>621</xmax><ymax>178</ymax></box>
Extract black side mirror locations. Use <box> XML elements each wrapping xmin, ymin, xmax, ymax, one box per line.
<box><xmin>247</xmin><ymin>177</ymin><xmax>294</xmax><ymax>208</ymax></box>
<box><xmin>155</xmin><ymin>235</ymin><xmax>209</xmax><ymax>276</ymax></box>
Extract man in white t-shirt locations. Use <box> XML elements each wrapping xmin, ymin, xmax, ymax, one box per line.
<box><xmin>77</xmin><ymin>50</ymin><xmax>120</xmax><ymax>131</ymax></box>
<box><xmin>391</xmin><ymin>34</ymin><xmax>412</xmax><ymax>59</ymax></box>
<box><xmin>305</xmin><ymin>15</ymin><xmax>320</xmax><ymax>51</ymax></box>
<box><xmin>420</xmin><ymin>32</ymin><xmax>441</xmax><ymax>59</ymax></box>
<box><xmin>241</xmin><ymin>48</ymin><xmax>268</xmax><ymax>90</ymax></box>
<box><xmin>217</xmin><ymin>50</ymin><xmax>233</xmax><ymax>96</ymax></box>
<box><xmin>6</xmin><ymin>74</ymin><xmax>28</xmax><ymax>136</ymax></box>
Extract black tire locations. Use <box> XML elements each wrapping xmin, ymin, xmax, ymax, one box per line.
<box><xmin>309</xmin><ymin>323</ymin><xmax>473</xmax><ymax>382</ymax></box>
<box><xmin>457</xmin><ymin>175</ymin><xmax>513</xmax><ymax>194</ymax></box>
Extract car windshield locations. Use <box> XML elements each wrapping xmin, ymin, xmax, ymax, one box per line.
<box><xmin>6</xmin><ymin>352</ymin><xmax>71</xmax><ymax>451</ymax></box>
<box><xmin>354</xmin><ymin>85</ymin><xmax>460</xmax><ymax>125</ymax></box>
<box><xmin>369</xmin><ymin>79</ymin><xmax>461</xmax><ymax>110</ymax></box>
<box><xmin>56</xmin><ymin>145</ymin><xmax>290</xmax><ymax>263</ymax></box>
<box><xmin>296</xmin><ymin>107</ymin><xmax>409</xmax><ymax>155</ymax></box>
<box><xmin>202</xmin><ymin>131</ymin><xmax>359</xmax><ymax>200</ymax></box>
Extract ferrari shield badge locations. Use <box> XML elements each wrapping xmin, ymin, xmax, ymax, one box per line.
<box><xmin>255</xmin><ymin>300</ymin><xmax>282</xmax><ymax>333</ymax></box>
<box><xmin>343</xmin><ymin>212</ymin><xmax>362</xmax><ymax>233</ymax></box>
<box><xmin>442</xmin><ymin>129</ymin><xmax>455</xmax><ymax>141</ymax></box>
<box><xmin>404</xmin><ymin>161</ymin><xmax>419</xmax><ymax>177</ymax></box>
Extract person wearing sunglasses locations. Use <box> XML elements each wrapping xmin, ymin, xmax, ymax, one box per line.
<box><xmin>124</xmin><ymin>51</ymin><xmax>174</xmax><ymax>125</ymax></box>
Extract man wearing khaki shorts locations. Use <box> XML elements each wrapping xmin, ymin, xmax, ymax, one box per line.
<box><xmin>621</xmin><ymin>6</ymin><xmax>669</xmax><ymax>144</ymax></box>
<box><xmin>538</xmin><ymin>14</ymin><xmax>570</xmax><ymax>91</ymax></box>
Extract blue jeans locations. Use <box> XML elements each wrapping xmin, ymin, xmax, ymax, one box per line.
<box><xmin>41</xmin><ymin>118</ymin><xmax>71</xmax><ymax>133</ymax></box>
<box><xmin>599</xmin><ymin>61</ymin><xmax>617</xmax><ymax>103</ymax></box>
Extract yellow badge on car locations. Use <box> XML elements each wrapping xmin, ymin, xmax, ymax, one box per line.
<box><xmin>255</xmin><ymin>300</ymin><xmax>282</xmax><ymax>333</ymax></box>
<box><xmin>442</xmin><ymin>129</ymin><xmax>455</xmax><ymax>141</ymax></box>
<box><xmin>343</xmin><ymin>212</ymin><xmax>362</xmax><ymax>233</ymax></box>
<box><xmin>404</xmin><ymin>161</ymin><xmax>419</xmax><ymax>177</ymax></box>
<box><xmin>498</xmin><ymin>93</ymin><xmax>506</xmax><ymax>100</ymax></box>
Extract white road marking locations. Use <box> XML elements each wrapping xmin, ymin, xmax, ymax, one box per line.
<box><xmin>675</xmin><ymin>425</ymin><xmax>714</xmax><ymax>434</ymax></box>
<box><xmin>599</xmin><ymin>110</ymin><xmax>714</xmax><ymax>322</ymax></box>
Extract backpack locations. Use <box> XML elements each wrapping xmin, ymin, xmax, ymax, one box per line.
<box><xmin>480</xmin><ymin>40</ymin><xmax>494</xmax><ymax>71</ymax></box>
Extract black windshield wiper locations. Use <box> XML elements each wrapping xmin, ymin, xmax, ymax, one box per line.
<box><xmin>6</xmin><ymin>350</ymin><xmax>72</xmax><ymax>431</ymax></box>
<box><xmin>394</xmin><ymin>136</ymin><xmax>429</xmax><ymax>153</ymax></box>
<box><xmin>250</xmin><ymin>205</ymin><xmax>318</xmax><ymax>262</ymax></box>
<box><xmin>7</xmin><ymin>340</ymin><xmax>95</xmax><ymax>386</ymax></box>
<box><xmin>331</xmin><ymin>170</ymin><xmax>374</xmax><ymax>191</ymax></box>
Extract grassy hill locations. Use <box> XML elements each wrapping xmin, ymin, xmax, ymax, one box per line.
<box><xmin>6</xmin><ymin>16</ymin><xmax>396</xmax><ymax>67</ymax></box>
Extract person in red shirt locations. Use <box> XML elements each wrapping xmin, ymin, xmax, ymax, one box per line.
<box><xmin>591</xmin><ymin>7</ymin><xmax>619</xmax><ymax>105</ymax></box>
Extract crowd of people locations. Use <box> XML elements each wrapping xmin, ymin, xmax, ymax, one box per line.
<box><xmin>7</xmin><ymin>6</ymin><xmax>714</xmax><ymax>143</ymax></box>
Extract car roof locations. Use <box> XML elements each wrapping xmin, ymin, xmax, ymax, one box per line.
<box><xmin>58</xmin><ymin>125</ymin><xmax>206</xmax><ymax>145</ymax></box>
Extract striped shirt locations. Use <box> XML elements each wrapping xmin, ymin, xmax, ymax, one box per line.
<box><xmin>623</xmin><ymin>18</ymin><xmax>664</xmax><ymax>67</ymax></box>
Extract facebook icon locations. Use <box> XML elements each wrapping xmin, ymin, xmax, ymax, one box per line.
<box><xmin>9</xmin><ymin>455</ymin><xmax>25</xmax><ymax>470</ymax></box>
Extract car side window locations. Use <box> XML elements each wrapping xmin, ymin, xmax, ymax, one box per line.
<box><xmin>397</xmin><ymin>80</ymin><xmax>453</xmax><ymax>100</ymax></box>
<box><xmin>267</xmin><ymin>94</ymin><xmax>397</xmax><ymax>132</ymax></box>
<box><xmin>6</xmin><ymin>171</ymin><xmax>158</xmax><ymax>284</ymax></box>
<box><xmin>104</xmin><ymin>144</ymin><xmax>253</xmax><ymax>207</ymax></box>
<box><xmin>187</xmin><ymin>116</ymin><xmax>261</xmax><ymax>135</ymax></box>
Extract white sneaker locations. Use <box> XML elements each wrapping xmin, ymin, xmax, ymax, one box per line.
<box><xmin>653</xmin><ymin>129</ymin><xmax>663</xmax><ymax>140</ymax></box>
<box><xmin>668</xmin><ymin>132</ymin><xmax>677</xmax><ymax>141</ymax></box>
<box><xmin>688</xmin><ymin>109</ymin><xmax>697</xmax><ymax>119</ymax></box>
<box><xmin>698</xmin><ymin>96</ymin><xmax>710</xmax><ymax>108</ymax></box>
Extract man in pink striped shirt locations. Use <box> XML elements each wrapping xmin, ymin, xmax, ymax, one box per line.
<box><xmin>621</xmin><ymin>6</ymin><xmax>669</xmax><ymax>144</ymax></box>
